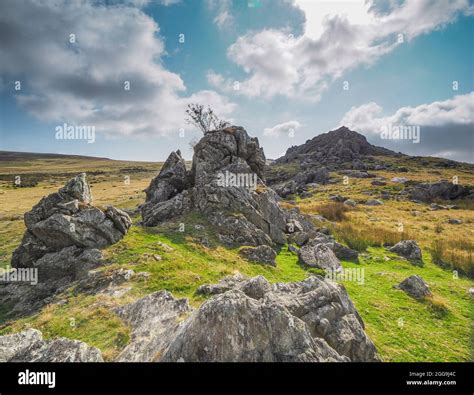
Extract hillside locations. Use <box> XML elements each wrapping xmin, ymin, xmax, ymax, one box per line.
<box><xmin>0</xmin><ymin>127</ymin><xmax>473</xmax><ymax>363</ymax></box>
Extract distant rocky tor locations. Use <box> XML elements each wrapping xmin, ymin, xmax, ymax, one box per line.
<box><xmin>266</xmin><ymin>126</ymin><xmax>474</xmax><ymax>200</ymax></box>
<box><xmin>0</xmin><ymin>173</ymin><xmax>131</xmax><ymax>318</ymax></box>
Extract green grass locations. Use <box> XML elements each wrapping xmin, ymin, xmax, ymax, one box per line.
<box><xmin>339</xmin><ymin>248</ymin><xmax>473</xmax><ymax>362</ymax></box>
<box><xmin>2</xmin><ymin>212</ymin><xmax>471</xmax><ymax>362</ymax></box>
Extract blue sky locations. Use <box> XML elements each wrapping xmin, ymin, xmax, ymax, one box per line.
<box><xmin>0</xmin><ymin>0</ymin><xmax>473</xmax><ymax>162</ymax></box>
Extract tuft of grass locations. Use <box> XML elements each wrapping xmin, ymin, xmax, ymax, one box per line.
<box><xmin>332</xmin><ymin>222</ymin><xmax>413</xmax><ymax>251</ymax></box>
<box><xmin>430</xmin><ymin>239</ymin><xmax>474</xmax><ymax>278</ymax></box>
<box><xmin>315</xmin><ymin>202</ymin><xmax>350</xmax><ymax>221</ymax></box>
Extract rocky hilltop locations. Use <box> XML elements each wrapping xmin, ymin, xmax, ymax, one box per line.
<box><xmin>276</xmin><ymin>126</ymin><xmax>396</xmax><ymax>168</ymax></box>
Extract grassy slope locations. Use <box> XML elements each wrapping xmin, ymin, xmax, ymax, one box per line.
<box><xmin>0</xmin><ymin>154</ymin><xmax>472</xmax><ymax>362</ymax></box>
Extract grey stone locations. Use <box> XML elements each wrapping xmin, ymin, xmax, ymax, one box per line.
<box><xmin>239</xmin><ymin>245</ymin><xmax>277</xmax><ymax>266</ymax></box>
<box><xmin>396</xmin><ymin>275</ymin><xmax>432</xmax><ymax>299</ymax></box>
<box><xmin>389</xmin><ymin>240</ymin><xmax>423</xmax><ymax>263</ymax></box>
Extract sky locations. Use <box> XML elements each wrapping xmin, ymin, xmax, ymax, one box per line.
<box><xmin>0</xmin><ymin>0</ymin><xmax>473</xmax><ymax>162</ymax></box>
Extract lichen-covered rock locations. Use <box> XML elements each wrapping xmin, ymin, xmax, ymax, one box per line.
<box><xmin>141</xmin><ymin>126</ymin><xmax>287</xmax><ymax>246</ymax></box>
<box><xmin>239</xmin><ymin>245</ymin><xmax>277</xmax><ymax>266</ymax></box>
<box><xmin>396</xmin><ymin>275</ymin><xmax>432</xmax><ymax>299</ymax></box>
<box><xmin>298</xmin><ymin>241</ymin><xmax>342</xmax><ymax>271</ymax></box>
<box><xmin>159</xmin><ymin>275</ymin><xmax>380</xmax><ymax>362</ymax></box>
<box><xmin>114</xmin><ymin>291</ymin><xmax>191</xmax><ymax>362</ymax></box>
<box><xmin>389</xmin><ymin>240</ymin><xmax>423</xmax><ymax>263</ymax></box>
<box><xmin>3</xmin><ymin>174</ymin><xmax>131</xmax><ymax>318</ymax></box>
<box><xmin>144</xmin><ymin>150</ymin><xmax>188</xmax><ymax>204</ymax></box>
<box><xmin>0</xmin><ymin>329</ymin><xmax>103</xmax><ymax>362</ymax></box>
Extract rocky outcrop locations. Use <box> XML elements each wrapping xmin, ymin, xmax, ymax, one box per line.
<box><xmin>0</xmin><ymin>329</ymin><xmax>103</xmax><ymax>362</ymax></box>
<box><xmin>115</xmin><ymin>275</ymin><xmax>379</xmax><ymax>362</ymax></box>
<box><xmin>0</xmin><ymin>174</ymin><xmax>131</xmax><ymax>318</ymax></box>
<box><xmin>114</xmin><ymin>291</ymin><xmax>191</xmax><ymax>362</ymax></box>
<box><xmin>170</xmin><ymin>275</ymin><xmax>379</xmax><ymax>362</ymax></box>
<box><xmin>389</xmin><ymin>240</ymin><xmax>423</xmax><ymax>264</ymax></box>
<box><xmin>395</xmin><ymin>275</ymin><xmax>432</xmax><ymax>299</ymax></box>
<box><xmin>141</xmin><ymin>126</ymin><xmax>287</xmax><ymax>247</ymax></box>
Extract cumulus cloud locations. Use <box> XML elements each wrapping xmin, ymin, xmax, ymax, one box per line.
<box><xmin>338</xmin><ymin>92</ymin><xmax>474</xmax><ymax>163</ymax></box>
<box><xmin>263</xmin><ymin>120</ymin><xmax>302</xmax><ymax>137</ymax></box>
<box><xmin>0</xmin><ymin>0</ymin><xmax>234</xmax><ymax>137</ymax></box>
<box><xmin>209</xmin><ymin>0</ymin><xmax>472</xmax><ymax>100</ymax></box>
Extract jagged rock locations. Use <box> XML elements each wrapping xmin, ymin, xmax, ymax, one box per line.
<box><xmin>2</xmin><ymin>174</ymin><xmax>131</xmax><ymax>318</ymax></box>
<box><xmin>389</xmin><ymin>240</ymin><xmax>423</xmax><ymax>263</ymax></box>
<box><xmin>141</xmin><ymin>127</ymin><xmax>287</xmax><ymax>246</ymax></box>
<box><xmin>0</xmin><ymin>328</ymin><xmax>42</xmax><ymax>362</ymax></box>
<box><xmin>365</xmin><ymin>199</ymin><xmax>384</xmax><ymax>206</ymax></box>
<box><xmin>0</xmin><ymin>329</ymin><xmax>103</xmax><ymax>362</ymax></box>
<box><xmin>144</xmin><ymin>150</ymin><xmax>188</xmax><ymax>204</ymax></box>
<box><xmin>286</xmin><ymin>219</ymin><xmax>304</xmax><ymax>233</ymax></box>
<box><xmin>298</xmin><ymin>242</ymin><xmax>342</xmax><ymax>271</ymax></box>
<box><xmin>142</xmin><ymin>190</ymin><xmax>192</xmax><ymax>226</ymax></box>
<box><xmin>288</xmin><ymin>231</ymin><xmax>310</xmax><ymax>246</ymax></box>
<box><xmin>115</xmin><ymin>291</ymin><xmax>191</xmax><ymax>362</ymax></box>
<box><xmin>239</xmin><ymin>245</ymin><xmax>277</xmax><ymax>266</ymax></box>
<box><xmin>159</xmin><ymin>275</ymin><xmax>380</xmax><ymax>362</ymax></box>
<box><xmin>409</xmin><ymin>181</ymin><xmax>472</xmax><ymax>202</ymax></box>
<box><xmin>196</xmin><ymin>273</ymin><xmax>247</xmax><ymax>296</ymax></box>
<box><xmin>447</xmin><ymin>218</ymin><xmax>462</xmax><ymax>225</ymax></box>
<box><xmin>396</xmin><ymin>275</ymin><xmax>432</xmax><ymax>299</ymax></box>
<box><xmin>371</xmin><ymin>180</ymin><xmax>387</xmax><ymax>186</ymax></box>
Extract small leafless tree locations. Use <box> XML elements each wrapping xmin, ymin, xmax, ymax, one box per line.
<box><xmin>185</xmin><ymin>103</ymin><xmax>230</xmax><ymax>134</ymax></box>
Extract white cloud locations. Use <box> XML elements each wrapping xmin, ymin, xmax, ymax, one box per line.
<box><xmin>0</xmin><ymin>0</ymin><xmax>234</xmax><ymax>137</ymax></box>
<box><xmin>338</xmin><ymin>92</ymin><xmax>474</xmax><ymax>163</ymax></box>
<box><xmin>264</xmin><ymin>120</ymin><xmax>302</xmax><ymax>137</ymax></box>
<box><xmin>339</xmin><ymin>92</ymin><xmax>474</xmax><ymax>133</ymax></box>
<box><xmin>210</xmin><ymin>0</ymin><xmax>472</xmax><ymax>100</ymax></box>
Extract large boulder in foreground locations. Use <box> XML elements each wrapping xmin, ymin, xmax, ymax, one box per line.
<box><xmin>0</xmin><ymin>329</ymin><xmax>103</xmax><ymax>362</ymax></box>
<box><xmin>2</xmin><ymin>174</ymin><xmax>131</xmax><ymax>318</ymax></box>
<box><xmin>141</xmin><ymin>127</ymin><xmax>287</xmax><ymax>246</ymax></box>
<box><xmin>114</xmin><ymin>275</ymin><xmax>380</xmax><ymax>362</ymax></box>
